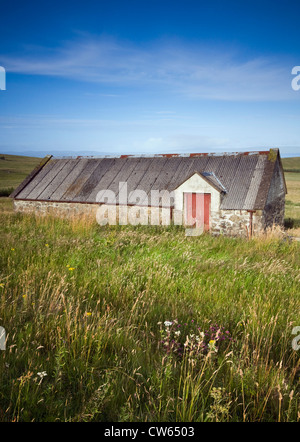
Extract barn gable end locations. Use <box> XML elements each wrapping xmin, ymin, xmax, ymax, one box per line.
<box><xmin>262</xmin><ymin>155</ymin><xmax>286</xmax><ymax>228</ymax></box>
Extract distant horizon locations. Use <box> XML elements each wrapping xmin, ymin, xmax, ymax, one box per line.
<box><xmin>1</xmin><ymin>148</ymin><xmax>299</xmax><ymax>159</ymax></box>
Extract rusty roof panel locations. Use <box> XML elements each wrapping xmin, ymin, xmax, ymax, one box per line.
<box><xmin>54</xmin><ymin>150</ymin><xmax>270</xmax><ymax>160</ymax></box>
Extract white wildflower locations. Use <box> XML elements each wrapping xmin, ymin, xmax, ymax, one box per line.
<box><xmin>174</xmin><ymin>331</ymin><xmax>181</xmax><ymax>336</ymax></box>
<box><xmin>37</xmin><ymin>371</ymin><xmax>47</xmax><ymax>379</ymax></box>
<box><xmin>164</xmin><ymin>321</ymin><xmax>173</xmax><ymax>327</ymax></box>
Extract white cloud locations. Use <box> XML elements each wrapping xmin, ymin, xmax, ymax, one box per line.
<box><xmin>0</xmin><ymin>36</ymin><xmax>295</xmax><ymax>101</ymax></box>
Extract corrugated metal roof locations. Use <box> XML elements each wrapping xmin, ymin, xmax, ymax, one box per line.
<box><xmin>201</xmin><ymin>172</ymin><xmax>227</xmax><ymax>193</ymax></box>
<box><xmin>13</xmin><ymin>149</ymin><xmax>283</xmax><ymax>210</ymax></box>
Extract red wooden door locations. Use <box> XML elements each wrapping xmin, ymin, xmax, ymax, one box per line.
<box><xmin>184</xmin><ymin>193</ymin><xmax>211</xmax><ymax>231</ymax></box>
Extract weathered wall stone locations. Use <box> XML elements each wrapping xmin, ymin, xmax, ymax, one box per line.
<box><xmin>14</xmin><ymin>200</ymin><xmax>172</xmax><ymax>225</ymax></box>
<box><xmin>210</xmin><ymin>209</ymin><xmax>263</xmax><ymax>237</ymax></box>
<box><xmin>14</xmin><ymin>200</ymin><xmax>99</xmax><ymax>217</ymax></box>
<box><xmin>14</xmin><ymin>200</ymin><xmax>266</xmax><ymax>237</ymax></box>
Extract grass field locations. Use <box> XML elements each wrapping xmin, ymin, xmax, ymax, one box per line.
<box><xmin>0</xmin><ymin>154</ymin><xmax>41</xmax><ymax>196</ymax></box>
<box><xmin>0</xmin><ymin>153</ymin><xmax>299</xmax><ymax>422</ymax></box>
<box><xmin>282</xmin><ymin>157</ymin><xmax>300</xmax><ymax>234</ymax></box>
<box><xmin>0</xmin><ymin>215</ymin><xmax>299</xmax><ymax>422</ymax></box>
<box><xmin>281</xmin><ymin>156</ymin><xmax>300</xmax><ymax>173</ymax></box>
<box><xmin>284</xmin><ymin>172</ymin><xmax>300</xmax><ymax>234</ymax></box>
<box><xmin>282</xmin><ymin>155</ymin><xmax>300</xmax><ymax>233</ymax></box>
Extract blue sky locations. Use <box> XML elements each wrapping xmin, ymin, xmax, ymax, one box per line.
<box><xmin>0</xmin><ymin>0</ymin><xmax>300</xmax><ymax>157</ymax></box>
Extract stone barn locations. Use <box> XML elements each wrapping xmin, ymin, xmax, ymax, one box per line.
<box><xmin>11</xmin><ymin>148</ymin><xmax>286</xmax><ymax>236</ymax></box>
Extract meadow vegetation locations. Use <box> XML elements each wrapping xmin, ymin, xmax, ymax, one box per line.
<box><xmin>0</xmin><ymin>154</ymin><xmax>41</xmax><ymax>196</ymax></box>
<box><xmin>0</xmin><ymin>212</ymin><xmax>299</xmax><ymax>422</ymax></box>
<box><xmin>0</xmin><ymin>153</ymin><xmax>299</xmax><ymax>422</ymax></box>
<box><xmin>282</xmin><ymin>156</ymin><xmax>300</xmax><ymax>235</ymax></box>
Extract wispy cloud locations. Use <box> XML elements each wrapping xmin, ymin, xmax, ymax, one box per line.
<box><xmin>0</xmin><ymin>35</ymin><xmax>295</xmax><ymax>101</ymax></box>
<box><xmin>137</xmin><ymin>134</ymin><xmax>231</xmax><ymax>152</ymax></box>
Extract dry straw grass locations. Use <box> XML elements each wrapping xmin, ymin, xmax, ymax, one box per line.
<box><xmin>253</xmin><ymin>225</ymin><xmax>286</xmax><ymax>241</ymax></box>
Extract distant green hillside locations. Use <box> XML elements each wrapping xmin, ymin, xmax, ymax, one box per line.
<box><xmin>282</xmin><ymin>157</ymin><xmax>300</xmax><ymax>172</ymax></box>
<box><xmin>0</xmin><ymin>154</ymin><xmax>41</xmax><ymax>194</ymax></box>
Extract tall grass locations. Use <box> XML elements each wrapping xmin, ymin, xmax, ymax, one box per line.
<box><xmin>0</xmin><ymin>211</ymin><xmax>299</xmax><ymax>421</ymax></box>
<box><xmin>0</xmin><ymin>188</ymin><xmax>14</xmax><ymax>198</ymax></box>
<box><xmin>284</xmin><ymin>171</ymin><xmax>300</xmax><ymax>237</ymax></box>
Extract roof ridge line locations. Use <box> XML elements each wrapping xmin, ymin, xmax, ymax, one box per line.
<box><xmin>53</xmin><ymin>150</ymin><xmax>271</xmax><ymax>160</ymax></box>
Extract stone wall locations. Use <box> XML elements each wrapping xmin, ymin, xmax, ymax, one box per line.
<box><xmin>13</xmin><ymin>200</ymin><xmax>172</xmax><ymax>225</ymax></box>
<box><xmin>14</xmin><ymin>200</ymin><xmax>99</xmax><ymax>218</ymax></box>
<box><xmin>210</xmin><ymin>209</ymin><xmax>263</xmax><ymax>237</ymax></box>
<box><xmin>14</xmin><ymin>199</ymin><xmax>265</xmax><ymax>237</ymax></box>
